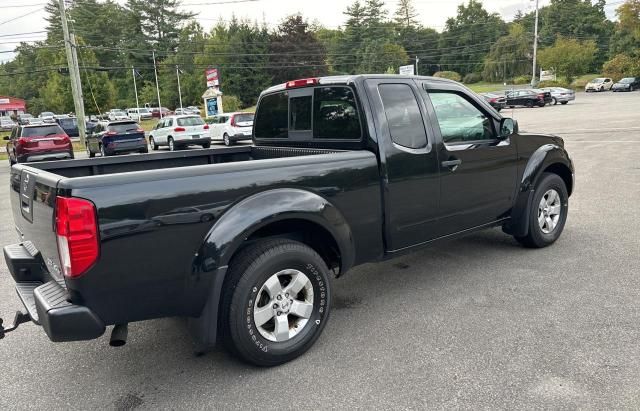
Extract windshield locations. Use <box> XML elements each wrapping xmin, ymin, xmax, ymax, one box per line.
<box><xmin>139</xmin><ymin>108</ymin><xmax>150</xmax><ymax>113</ymax></box>
<box><xmin>620</xmin><ymin>78</ymin><xmax>634</xmax><ymax>83</ymax></box>
<box><xmin>40</xmin><ymin>112</ymin><xmax>54</xmax><ymax>117</ymax></box>
<box><xmin>20</xmin><ymin>114</ymin><xmax>33</xmax><ymax>118</ymax></box>
<box><xmin>22</xmin><ymin>125</ymin><xmax>65</xmax><ymax>137</ymax></box>
<box><xmin>177</xmin><ymin>117</ymin><xmax>204</xmax><ymax>126</ymax></box>
<box><xmin>234</xmin><ymin>113</ymin><xmax>254</xmax><ymax>123</ymax></box>
<box><xmin>58</xmin><ymin>118</ymin><xmax>78</xmax><ymax>126</ymax></box>
<box><xmin>113</xmin><ymin>111</ymin><xmax>126</xmax><ymax>115</ymax></box>
<box><xmin>592</xmin><ymin>78</ymin><xmax>605</xmax><ymax>83</ymax></box>
<box><xmin>108</xmin><ymin>122</ymin><xmax>140</xmax><ymax>133</ymax></box>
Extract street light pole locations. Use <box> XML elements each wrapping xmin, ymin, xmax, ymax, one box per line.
<box><xmin>176</xmin><ymin>65</ymin><xmax>183</xmax><ymax>111</ymax></box>
<box><xmin>152</xmin><ymin>50</ymin><xmax>163</xmax><ymax>119</ymax></box>
<box><xmin>531</xmin><ymin>0</ymin><xmax>540</xmax><ymax>87</ymax></box>
<box><xmin>132</xmin><ymin>67</ymin><xmax>140</xmax><ymax>117</ymax></box>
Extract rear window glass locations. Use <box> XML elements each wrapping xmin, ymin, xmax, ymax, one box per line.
<box><xmin>108</xmin><ymin>122</ymin><xmax>139</xmax><ymax>133</ymax></box>
<box><xmin>177</xmin><ymin>117</ymin><xmax>204</xmax><ymax>126</ymax></box>
<box><xmin>255</xmin><ymin>86</ymin><xmax>361</xmax><ymax>140</ymax></box>
<box><xmin>255</xmin><ymin>92</ymin><xmax>288</xmax><ymax>138</ymax></box>
<box><xmin>22</xmin><ymin>125</ymin><xmax>64</xmax><ymax>137</ymax></box>
<box><xmin>234</xmin><ymin>113</ymin><xmax>254</xmax><ymax>123</ymax></box>
<box><xmin>58</xmin><ymin>118</ymin><xmax>77</xmax><ymax>126</ymax></box>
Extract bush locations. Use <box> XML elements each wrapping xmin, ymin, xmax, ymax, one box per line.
<box><xmin>222</xmin><ymin>95</ymin><xmax>242</xmax><ymax>112</ymax></box>
<box><xmin>538</xmin><ymin>80</ymin><xmax>571</xmax><ymax>89</ymax></box>
<box><xmin>571</xmin><ymin>74</ymin><xmax>600</xmax><ymax>89</ymax></box>
<box><xmin>513</xmin><ymin>75</ymin><xmax>530</xmax><ymax>85</ymax></box>
<box><xmin>463</xmin><ymin>72</ymin><xmax>482</xmax><ymax>84</ymax></box>
<box><xmin>603</xmin><ymin>54</ymin><xmax>640</xmax><ymax>81</ymax></box>
<box><xmin>433</xmin><ymin>71</ymin><xmax>462</xmax><ymax>82</ymax></box>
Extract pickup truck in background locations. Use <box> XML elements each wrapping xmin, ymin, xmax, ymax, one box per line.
<box><xmin>2</xmin><ymin>75</ymin><xmax>574</xmax><ymax>366</ymax></box>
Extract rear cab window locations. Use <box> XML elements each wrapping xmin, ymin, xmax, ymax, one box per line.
<box><xmin>177</xmin><ymin>117</ymin><xmax>204</xmax><ymax>127</ymax></box>
<box><xmin>108</xmin><ymin>122</ymin><xmax>140</xmax><ymax>133</ymax></box>
<box><xmin>254</xmin><ymin>85</ymin><xmax>362</xmax><ymax>142</ymax></box>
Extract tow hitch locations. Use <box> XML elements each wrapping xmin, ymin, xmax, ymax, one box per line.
<box><xmin>0</xmin><ymin>311</ymin><xmax>30</xmax><ymax>339</ymax></box>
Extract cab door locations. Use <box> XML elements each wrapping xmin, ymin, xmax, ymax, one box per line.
<box><xmin>420</xmin><ymin>81</ymin><xmax>518</xmax><ymax>234</ymax></box>
<box><xmin>364</xmin><ymin>78</ymin><xmax>442</xmax><ymax>251</ymax></box>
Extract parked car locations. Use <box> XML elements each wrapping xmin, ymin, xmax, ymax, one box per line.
<box><xmin>505</xmin><ymin>89</ymin><xmax>545</xmax><ymax>108</ymax></box>
<box><xmin>1</xmin><ymin>117</ymin><xmax>15</xmax><ymax>131</ymax></box>
<box><xmin>85</xmin><ymin>120</ymin><xmax>148</xmax><ymax>157</ymax></box>
<box><xmin>585</xmin><ymin>77</ymin><xmax>613</xmax><ymax>92</ymax></box>
<box><xmin>107</xmin><ymin>109</ymin><xmax>128</xmax><ymax>121</ymax></box>
<box><xmin>174</xmin><ymin>108</ymin><xmax>189</xmax><ymax>116</ymax></box>
<box><xmin>148</xmin><ymin>115</ymin><xmax>211</xmax><ymax>151</ymax></box>
<box><xmin>2</xmin><ymin>75</ymin><xmax>574</xmax><ymax>366</ymax></box>
<box><xmin>612</xmin><ymin>77</ymin><xmax>640</xmax><ymax>92</ymax></box>
<box><xmin>4</xmin><ymin>123</ymin><xmax>73</xmax><ymax>164</ymax></box>
<box><xmin>55</xmin><ymin>116</ymin><xmax>97</xmax><ymax>137</ymax></box>
<box><xmin>38</xmin><ymin>111</ymin><xmax>56</xmax><ymax>123</ymax></box>
<box><xmin>27</xmin><ymin>118</ymin><xmax>44</xmax><ymax>125</ymax></box>
<box><xmin>530</xmin><ymin>89</ymin><xmax>553</xmax><ymax>105</ymax></box>
<box><xmin>539</xmin><ymin>87</ymin><xmax>576</xmax><ymax>105</ymax></box>
<box><xmin>126</xmin><ymin>107</ymin><xmax>153</xmax><ymax>121</ymax></box>
<box><xmin>481</xmin><ymin>92</ymin><xmax>506</xmax><ymax>111</ymax></box>
<box><xmin>206</xmin><ymin>112</ymin><xmax>254</xmax><ymax>145</ymax></box>
<box><xmin>151</xmin><ymin>107</ymin><xmax>173</xmax><ymax>118</ymax></box>
<box><xmin>17</xmin><ymin>113</ymin><xmax>34</xmax><ymax>125</ymax></box>
<box><xmin>186</xmin><ymin>106</ymin><xmax>201</xmax><ymax>115</ymax></box>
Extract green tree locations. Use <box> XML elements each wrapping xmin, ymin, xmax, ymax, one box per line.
<box><xmin>537</xmin><ymin>37</ymin><xmax>598</xmax><ymax>81</ymax></box>
<box><xmin>439</xmin><ymin>0</ymin><xmax>507</xmax><ymax>75</ymax></box>
<box><xmin>602</xmin><ymin>54</ymin><xmax>640</xmax><ymax>80</ymax></box>
<box><xmin>609</xmin><ymin>0</ymin><xmax>640</xmax><ymax>57</ymax></box>
<box><xmin>483</xmin><ymin>23</ymin><xmax>531</xmax><ymax>82</ymax></box>
<box><xmin>125</xmin><ymin>0</ymin><xmax>196</xmax><ymax>52</ymax></box>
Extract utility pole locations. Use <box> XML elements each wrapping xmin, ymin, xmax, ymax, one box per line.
<box><xmin>415</xmin><ymin>56</ymin><xmax>419</xmax><ymax>76</ymax></box>
<box><xmin>176</xmin><ymin>65</ymin><xmax>183</xmax><ymax>111</ymax></box>
<box><xmin>132</xmin><ymin>67</ymin><xmax>140</xmax><ymax>119</ymax></box>
<box><xmin>152</xmin><ymin>50</ymin><xmax>163</xmax><ymax>119</ymax></box>
<box><xmin>58</xmin><ymin>0</ymin><xmax>87</xmax><ymax>145</ymax></box>
<box><xmin>531</xmin><ymin>0</ymin><xmax>540</xmax><ymax>87</ymax></box>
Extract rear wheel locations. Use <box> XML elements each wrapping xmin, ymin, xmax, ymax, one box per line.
<box><xmin>221</xmin><ymin>239</ymin><xmax>331</xmax><ymax>366</ymax></box>
<box><xmin>552</xmin><ymin>97</ymin><xmax>558</xmax><ymax>105</ymax></box>
<box><xmin>168</xmin><ymin>137</ymin><xmax>175</xmax><ymax>151</ymax></box>
<box><xmin>561</xmin><ymin>101</ymin><xmax>568</xmax><ymax>105</ymax></box>
<box><xmin>223</xmin><ymin>133</ymin><xmax>232</xmax><ymax>146</ymax></box>
<box><xmin>202</xmin><ymin>142</ymin><xmax>211</xmax><ymax>149</ymax></box>
<box><xmin>515</xmin><ymin>172</ymin><xmax>568</xmax><ymax>248</ymax></box>
<box><xmin>149</xmin><ymin>136</ymin><xmax>158</xmax><ymax>151</ymax></box>
<box><xmin>526</xmin><ymin>101</ymin><xmax>533</xmax><ymax>108</ymax></box>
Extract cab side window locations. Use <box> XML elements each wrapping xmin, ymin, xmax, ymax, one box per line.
<box><xmin>378</xmin><ymin>83</ymin><xmax>427</xmax><ymax>149</ymax></box>
<box><xmin>429</xmin><ymin>91</ymin><xmax>496</xmax><ymax>144</ymax></box>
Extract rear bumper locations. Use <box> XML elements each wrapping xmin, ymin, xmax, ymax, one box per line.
<box><xmin>18</xmin><ymin>151</ymin><xmax>73</xmax><ymax>163</ymax></box>
<box><xmin>4</xmin><ymin>243</ymin><xmax>105</xmax><ymax>342</ymax></box>
<box><xmin>230</xmin><ymin>133</ymin><xmax>252</xmax><ymax>142</ymax></box>
<box><xmin>174</xmin><ymin>136</ymin><xmax>212</xmax><ymax>145</ymax></box>
<box><xmin>105</xmin><ymin>141</ymin><xmax>147</xmax><ymax>154</ymax></box>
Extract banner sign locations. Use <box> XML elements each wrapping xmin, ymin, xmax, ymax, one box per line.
<box><xmin>399</xmin><ymin>65</ymin><xmax>415</xmax><ymax>76</ymax></box>
<box><xmin>206</xmin><ymin>68</ymin><xmax>219</xmax><ymax>87</ymax></box>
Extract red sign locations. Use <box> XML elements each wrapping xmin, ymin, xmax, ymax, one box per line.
<box><xmin>206</xmin><ymin>68</ymin><xmax>219</xmax><ymax>87</ymax></box>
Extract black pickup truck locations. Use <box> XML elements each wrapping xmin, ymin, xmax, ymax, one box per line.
<box><xmin>2</xmin><ymin>75</ymin><xmax>574</xmax><ymax>366</ymax></box>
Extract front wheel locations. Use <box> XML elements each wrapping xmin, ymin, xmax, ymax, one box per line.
<box><xmin>223</xmin><ymin>134</ymin><xmax>232</xmax><ymax>146</ymax></box>
<box><xmin>221</xmin><ymin>239</ymin><xmax>331</xmax><ymax>366</ymax></box>
<box><xmin>202</xmin><ymin>142</ymin><xmax>211</xmax><ymax>149</ymax></box>
<box><xmin>515</xmin><ymin>172</ymin><xmax>568</xmax><ymax>248</ymax></box>
<box><xmin>149</xmin><ymin>136</ymin><xmax>158</xmax><ymax>151</ymax></box>
<box><xmin>561</xmin><ymin>101</ymin><xmax>568</xmax><ymax>105</ymax></box>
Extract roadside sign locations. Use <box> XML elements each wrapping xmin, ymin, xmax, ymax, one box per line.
<box><xmin>540</xmin><ymin>69</ymin><xmax>556</xmax><ymax>82</ymax></box>
<box><xmin>399</xmin><ymin>65</ymin><xmax>415</xmax><ymax>76</ymax></box>
<box><xmin>206</xmin><ymin>68</ymin><xmax>219</xmax><ymax>87</ymax></box>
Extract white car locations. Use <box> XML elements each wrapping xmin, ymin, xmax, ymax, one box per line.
<box><xmin>108</xmin><ymin>109</ymin><xmax>128</xmax><ymax>121</ymax></box>
<box><xmin>585</xmin><ymin>77</ymin><xmax>613</xmax><ymax>92</ymax></box>
<box><xmin>0</xmin><ymin>117</ymin><xmax>15</xmax><ymax>131</ymax></box>
<box><xmin>38</xmin><ymin>111</ymin><xmax>56</xmax><ymax>123</ymax></box>
<box><xmin>148</xmin><ymin>115</ymin><xmax>211</xmax><ymax>151</ymax></box>
<box><xmin>126</xmin><ymin>107</ymin><xmax>153</xmax><ymax>121</ymax></box>
<box><xmin>206</xmin><ymin>112</ymin><xmax>254</xmax><ymax>146</ymax></box>
<box><xmin>186</xmin><ymin>106</ymin><xmax>201</xmax><ymax>115</ymax></box>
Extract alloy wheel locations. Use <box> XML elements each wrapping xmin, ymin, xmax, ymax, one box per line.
<box><xmin>538</xmin><ymin>189</ymin><xmax>561</xmax><ymax>234</ymax></box>
<box><xmin>253</xmin><ymin>269</ymin><xmax>314</xmax><ymax>342</ymax></box>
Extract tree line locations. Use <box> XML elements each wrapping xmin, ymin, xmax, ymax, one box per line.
<box><xmin>0</xmin><ymin>0</ymin><xmax>638</xmax><ymax>115</ymax></box>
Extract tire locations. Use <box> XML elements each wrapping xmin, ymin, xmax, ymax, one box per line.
<box><xmin>526</xmin><ymin>101</ymin><xmax>533</xmax><ymax>108</ymax></box>
<box><xmin>86</xmin><ymin>144</ymin><xmax>95</xmax><ymax>158</ymax></box>
<box><xmin>220</xmin><ymin>238</ymin><xmax>331</xmax><ymax>366</ymax></box>
<box><xmin>140</xmin><ymin>147</ymin><xmax>149</xmax><ymax>154</ymax></box>
<box><xmin>561</xmin><ymin>101</ymin><xmax>568</xmax><ymax>105</ymax></box>
<box><xmin>552</xmin><ymin>97</ymin><xmax>558</xmax><ymax>105</ymax></box>
<box><xmin>100</xmin><ymin>144</ymin><xmax>108</xmax><ymax>157</ymax></box>
<box><xmin>168</xmin><ymin>137</ymin><xmax>175</xmax><ymax>151</ymax></box>
<box><xmin>515</xmin><ymin>172</ymin><xmax>569</xmax><ymax>248</ymax></box>
<box><xmin>223</xmin><ymin>134</ymin><xmax>232</xmax><ymax>146</ymax></box>
<box><xmin>149</xmin><ymin>136</ymin><xmax>158</xmax><ymax>151</ymax></box>
<box><xmin>538</xmin><ymin>102</ymin><xmax>545</xmax><ymax>108</ymax></box>
<box><xmin>202</xmin><ymin>142</ymin><xmax>211</xmax><ymax>149</ymax></box>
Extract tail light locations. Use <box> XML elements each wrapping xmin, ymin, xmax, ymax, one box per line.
<box><xmin>286</xmin><ymin>78</ymin><xmax>319</xmax><ymax>89</ymax></box>
<box><xmin>230</xmin><ymin>115</ymin><xmax>237</xmax><ymax>127</ymax></box>
<box><xmin>203</xmin><ymin>124</ymin><xmax>210</xmax><ymax>130</ymax></box>
<box><xmin>136</xmin><ymin>127</ymin><xmax>144</xmax><ymax>133</ymax></box>
<box><xmin>16</xmin><ymin>137</ymin><xmax>29</xmax><ymax>146</ymax></box>
<box><xmin>105</xmin><ymin>131</ymin><xmax>117</xmax><ymax>136</ymax></box>
<box><xmin>174</xmin><ymin>127</ymin><xmax>186</xmax><ymax>132</ymax></box>
<box><xmin>55</xmin><ymin>196</ymin><xmax>99</xmax><ymax>278</ymax></box>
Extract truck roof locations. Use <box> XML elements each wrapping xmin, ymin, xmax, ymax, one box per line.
<box><xmin>261</xmin><ymin>74</ymin><xmax>459</xmax><ymax>95</ymax></box>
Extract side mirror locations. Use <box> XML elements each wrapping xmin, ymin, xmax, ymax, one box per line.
<box><xmin>3</xmin><ymin>136</ymin><xmax>9</xmax><ymax>141</ymax></box>
<box><xmin>499</xmin><ymin>118</ymin><xmax>516</xmax><ymax>139</ymax></box>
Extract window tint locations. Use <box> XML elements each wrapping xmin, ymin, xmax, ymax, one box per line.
<box><xmin>108</xmin><ymin>122</ymin><xmax>139</xmax><ymax>133</ymax></box>
<box><xmin>429</xmin><ymin>92</ymin><xmax>495</xmax><ymax>144</ymax></box>
<box><xmin>177</xmin><ymin>117</ymin><xmax>204</xmax><ymax>126</ymax></box>
<box><xmin>378</xmin><ymin>84</ymin><xmax>427</xmax><ymax>149</ymax></box>
<box><xmin>254</xmin><ymin>92</ymin><xmax>288</xmax><ymax>138</ymax></box>
<box><xmin>290</xmin><ymin>96</ymin><xmax>312</xmax><ymax>130</ymax></box>
<box><xmin>234</xmin><ymin>113</ymin><xmax>254</xmax><ymax>123</ymax></box>
<box><xmin>313</xmin><ymin>87</ymin><xmax>361</xmax><ymax>139</ymax></box>
<box><xmin>22</xmin><ymin>125</ymin><xmax>65</xmax><ymax>137</ymax></box>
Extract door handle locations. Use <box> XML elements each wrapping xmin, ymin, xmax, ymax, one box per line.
<box><xmin>441</xmin><ymin>159</ymin><xmax>462</xmax><ymax>171</ymax></box>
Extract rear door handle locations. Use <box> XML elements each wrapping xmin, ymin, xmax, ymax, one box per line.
<box><xmin>441</xmin><ymin>159</ymin><xmax>462</xmax><ymax>171</ymax></box>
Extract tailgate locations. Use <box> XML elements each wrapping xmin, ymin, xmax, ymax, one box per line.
<box><xmin>10</xmin><ymin>165</ymin><xmax>64</xmax><ymax>279</ymax></box>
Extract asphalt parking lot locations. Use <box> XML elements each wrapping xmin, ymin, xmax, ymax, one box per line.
<box><xmin>1</xmin><ymin>92</ymin><xmax>639</xmax><ymax>409</ymax></box>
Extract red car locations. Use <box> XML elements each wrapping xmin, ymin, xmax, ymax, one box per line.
<box><xmin>4</xmin><ymin>123</ymin><xmax>74</xmax><ymax>165</ymax></box>
<box><xmin>150</xmin><ymin>107</ymin><xmax>173</xmax><ymax>118</ymax></box>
